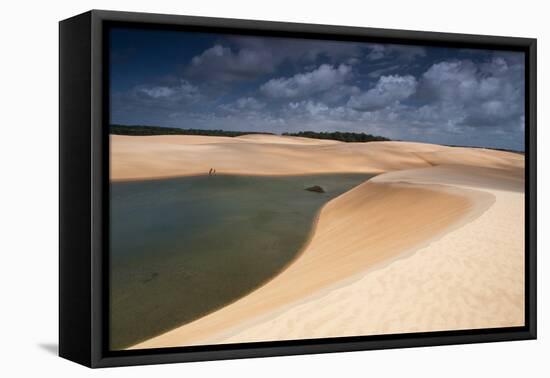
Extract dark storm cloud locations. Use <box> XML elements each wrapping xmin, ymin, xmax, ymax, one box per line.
<box><xmin>110</xmin><ymin>28</ymin><xmax>526</xmax><ymax>150</ymax></box>
<box><xmin>183</xmin><ymin>36</ymin><xmax>364</xmax><ymax>84</ymax></box>
<box><xmin>185</xmin><ymin>44</ymin><xmax>276</xmax><ymax>82</ymax></box>
<box><xmin>227</xmin><ymin>35</ymin><xmax>365</xmax><ymax>64</ymax></box>
<box><xmin>365</xmin><ymin>44</ymin><xmax>426</xmax><ymax>61</ymax></box>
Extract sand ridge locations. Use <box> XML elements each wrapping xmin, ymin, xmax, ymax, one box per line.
<box><xmin>111</xmin><ymin>135</ymin><xmax>523</xmax><ymax>181</ymax></box>
<box><xmin>215</xmin><ymin>167</ymin><xmax>525</xmax><ymax>343</ymax></box>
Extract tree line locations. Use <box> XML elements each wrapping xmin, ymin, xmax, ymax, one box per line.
<box><xmin>110</xmin><ymin>124</ymin><xmax>273</xmax><ymax>137</ymax></box>
<box><xmin>110</xmin><ymin>124</ymin><xmax>391</xmax><ymax>143</ymax></box>
<box><xmin>282</xmin><ymin>131</ymin><xmax>390</xmax><ymax>143</ymax></box>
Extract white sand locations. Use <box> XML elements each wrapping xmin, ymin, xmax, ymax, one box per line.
<box><xmin>114</xmin><ymin>135</ymin><xmax>524</xmax><ymax>349</ymax></box>
<box><xmin>216</xmin><ymin>167</ymin><xmax>525</xmax><ymax>344</ymax></box>
<box><xmin>111</xmin><ymin>135</ymin><xmax>523</xmax><ymax>181</ymax></box>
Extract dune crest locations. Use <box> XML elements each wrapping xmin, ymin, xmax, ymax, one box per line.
<box><xmin>111</xmin><ymin>135</ymin><xmax>523</xmax><ymax>181</ymax></box>
<box><xmin>217</xmin><ymin>166</ymin><xmax>524</xmax><ymax>343</ymax></box>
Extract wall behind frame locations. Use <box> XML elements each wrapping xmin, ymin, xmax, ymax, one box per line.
<box><xmin>1</xmin><ymin>0</ymin><xmax>547</xmax><ymax>377</ymax></box>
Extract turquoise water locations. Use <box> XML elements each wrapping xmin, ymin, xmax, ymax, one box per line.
<box><xmin>110</xmin><ymin>173</ymin><xmax>373</xmax><ymax>350</ymax></box>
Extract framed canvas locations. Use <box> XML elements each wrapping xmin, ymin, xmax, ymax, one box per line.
<box><xmin>59</xmin><ymin>10</ymin><xmax>537</xmax><ymax>368</ymax></box>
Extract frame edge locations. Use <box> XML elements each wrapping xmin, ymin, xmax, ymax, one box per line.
<box><xmin>59</xmin><ymin>11</ymin><xmax>94</xmax><ymax>368</ymax></box>
<box><xmin>83</xmin><ymin>9</ymin><xmax>537</xmax><ymax>368</ymax></box>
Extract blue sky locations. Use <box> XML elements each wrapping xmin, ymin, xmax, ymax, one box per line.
<box><xmin>110</xmin><ymin>27</ymin><xmax>525</xmax><ymax>150</ymax></box>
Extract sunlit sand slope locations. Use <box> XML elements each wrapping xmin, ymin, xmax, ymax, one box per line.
<box><xmin>215</xmin><ymin>166</ymin><xmax>525</xmax><ymax>343</ymax></box>
<box><xmin>111</xmin><ymin>135</ymin><xmax>523</xmax><ymax>181</ymax></box>
<box><xmin>131</xmin><ymin>166</ymin><xmax>505</xmax><ymax>349</ymax></box>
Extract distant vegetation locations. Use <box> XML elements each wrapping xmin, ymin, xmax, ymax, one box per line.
<box><xmin>110</xmin><ymin>124</ymin><xmax>274</xmax><ymax>137</ymax></box>
<box><xmin>110</xmin><ymin>125</ymin><xmax>390</xmax><ymax>143</ymax></box>
<box><xmin>282</xmin><ymin>131</ymin><xmax>390</xmax><ymax>143</ymax></box>
<box><xmin>110</xmin><ymin>125</ymin><xmax>522</xmax><ymax>152</ymax></box>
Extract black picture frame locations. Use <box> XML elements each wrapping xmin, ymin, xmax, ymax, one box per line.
<box><xmin>59</xmin><ymin>9</ymin><xmax>537</xmax><ymax>368</ymax></box>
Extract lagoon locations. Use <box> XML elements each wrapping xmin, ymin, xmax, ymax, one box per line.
<box><xmin>110</xmin><ymin>173</ymin><xmax>373</xmax><ymax>349</ymax></box>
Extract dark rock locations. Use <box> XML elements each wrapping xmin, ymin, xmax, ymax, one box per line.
<box><xmin>305</xmin><ymin>185</ymin><xmax>326</xmax><ymax>193</ymax></box>
<box><xmin>142</xmin><ymin>272</ymin><xmax>159</xmax><ymax>284</ymax></box>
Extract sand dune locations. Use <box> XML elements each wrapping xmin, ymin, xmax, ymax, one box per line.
<box><xmin>216</xmin><ymin>167</ymin><xmax>524</xmax><ymax>343</ymax></box>
<box><xmin>114</xmin><ymin>134</ymin><xmax>524</xmax><ymax>349</ymax></box>
<box><xmin>131</xmin><ymin>165</ymin><xmax>524</xmax><ymax>349</ymax></box>
<box><xmin>111</xmin><ymin>135</ymin><xmax>523</xmax><ymax>181</ymax></box>
<box><xmin>236</xmin><ymin>133</ymin><xmax>342</xmax><ymax>145</ymax></box>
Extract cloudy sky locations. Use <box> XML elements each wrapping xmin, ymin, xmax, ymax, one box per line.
<box><xmin>110</xmin><ymin>27</ymin><xmax>525</xmax><ymax>150</ymax></box>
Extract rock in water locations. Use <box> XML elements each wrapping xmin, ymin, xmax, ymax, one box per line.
<box><xmin>305</xmin><ymin>185</ymin><xmax>326</xmax><ymax>193</ymax></box>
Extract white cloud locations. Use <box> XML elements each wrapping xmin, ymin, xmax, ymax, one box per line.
<box><xmin>347</xmin><ymin>74</ymin><xmax>417</xmax><ymax>111</ymax></box>
<box><xmin>139</xmin><ymin>86</ymin><xmax>175</xmax><ymax>98</ymax></box>
<box><xmin>113</xmin><ymin>39</ymin><xmax>525</xmax><ymax>151</ymax></box>
<box><xmin>366</xmin><ymin>44</ymin><xmax>426</xmax><ymax>61</ymax></box>
<box><xmin>288</xmin><ymin>100</ymin><xmax>330</xmax><ymax>117</ymax></box>
<box><xmin>421</xmin><ymin>57</ymin><xmax>524</xmax><ymax>128</ymax></box>
<box><xmin>260</xmin><ymin>64</ymin><xmax>352</xmax><ymax>99</ymax></box>
<box><xmin>134</xmin><ymin>80</ymin><xmax>200</xmax><ymax>103</ymax></box>
<box><xmin>187</xmin><ymin>44</ymin><xmax>275</xmax><ymax>82</ymax></box>
<box><xmin>320</xmin><ymin>84</ymin><xmax>361</xmax><ymax>104</ymax></box>
<box><xmin>219</xmin><ymin>97</ymin><xmax>265</xmax><ymax>113</ymax></box>
<box><xmin>367</xmin><ymin>64</ymin><xmax>401</xmax><ymax>78</ymax></box>
<box><xmin>422</xmin><ymin>60</ymin><xmax>479</xmax><ymax>102</ymax></box>
<box><xmin>234</xmin><ymin>97</ymin><xmax>265</xmax><ymax>110</ymax></box>
<box><xmin>185</xmin><ymin>38</ymin><xmax>362</xmax><ymax>85</ymax></box>
<box><xmin>366</xmin><ymin>44</ymin><xmax>386</xmax><ymax>60</ymax></box>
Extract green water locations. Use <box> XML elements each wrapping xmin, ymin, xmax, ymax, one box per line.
<box><xmin>110</xmin><ymin>173</ymin><xmax>373</xmax><ymax>350</ymax></box>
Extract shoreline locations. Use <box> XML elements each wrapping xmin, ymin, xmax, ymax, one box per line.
<box><xmin>130</xmin><ymin>170</ymin><xmax>493</xmax><ymax>349</ymax></box>
<box><xmin>110</xmin><ymin>171</ymin><xmax>381</xmax><ymax>184</ymax></box>
<box><xmin>215</xmin><ymin>168</ymin><xmax>524</xmax><ymax>344</ymax></box>
<box><xmin>110</xmin><ymin>172</ymin><xmax>373</xmax><ymax>349</ymax></box>
<box><xmin>191</xmin><ymin>182</ymin><xmax>497</xmax><ymax>346</ymax></box>
<box><xmin>108</xmin><ymin>134</ymin><xmax>525</xmax><ymax>350</ymax></box>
